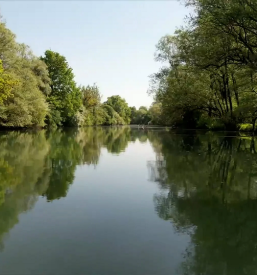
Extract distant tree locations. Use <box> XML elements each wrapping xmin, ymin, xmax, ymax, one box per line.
<box><xmin>139</xmin><ymin>106</ymin><xmax>148</xmax><ymax>112</ymax></box>
<box><xmin>105</xmin><ymin>95</ymin><xmax>131</xmax><ymax>124</ymax></box>
<box><xmin>103</xmin><ymin>104</ymin><xmax>124</xmax><ymax>125</ymax></box>
<box><xmin>129</xmin><ymin>106</ymin><xmax>137</xmax><ymax>124</ymax></box>
<box><xmin>129</xmin><ymin>106</ymin><xmax>151</xmax><ymax>125</ymax></box>
<box><xmin>81</xmin><ymin>84</ymin><xmax>101</xmax><ymax>108</ymax></box>
<box><xmin>149</xmin><ymin>102</ymin><xmax>162</xmax><ymax>125</ymax></box>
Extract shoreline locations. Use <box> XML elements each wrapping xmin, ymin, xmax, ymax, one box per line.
<box><xmin>0</xmin><ymin>125</ymin><xmax>256</xmax><ymax>135</ymax></box>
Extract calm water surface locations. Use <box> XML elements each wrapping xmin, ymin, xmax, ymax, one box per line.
<box><xmin>0</xmin><ymin>127</ymin><xmax>256</xmax><ymax>275</ymax></box>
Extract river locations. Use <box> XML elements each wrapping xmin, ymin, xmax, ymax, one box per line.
<box><xmin>0</xmin><ymin>127</ymin><xmax>256</xmax><ymax>275</ymax></box>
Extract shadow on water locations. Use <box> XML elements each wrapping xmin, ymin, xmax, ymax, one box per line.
<box><xmin>148</xmin><ymin>131</ymin><xmax>257</xmax><ymax>275</ymax></box>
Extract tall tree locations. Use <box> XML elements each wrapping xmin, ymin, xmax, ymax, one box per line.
<box><xmin>41</xmin><ymin>50</ymin><xmax>82</xmax><ymax>127</ymax></box>
<box><xmin>149</xmin><ymin>0</ymin><xmax>257</xmax><ymax>130</ymax></box>
<box><xmin>0</xmin><ymin>16</ymin><xmax>51</xmax><ymax>128</ymax></box>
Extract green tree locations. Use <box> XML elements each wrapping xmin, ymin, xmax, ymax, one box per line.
<box><xmin>186</xmin><ymin>0</ymin><xmax>257</xmax><ymax>69</ymax></box>
<box><xmin>0</xmin><ymin>18</ymin><xmax>50</xmax><ymax>128</ymax></box>
<box><xmin>0</xmin><ymin>59</ymin><xmax>18</xmax><ymax>104</ymax></box>
<box><xmin>149</xmin><ymin>1</ymin><xmax>257</xmax><ymax>130</ymax></box>
<box><xmin>129</xmin><ymin>106</ymin><xmax>137</xmax><ymax>124</ymax></box>
<box><xmin>105</xmin><ymin>95</ymin><xmax>131</xmax><ymax>124</ymax></box>
<box><xmin>41</xmin><ymin>50</ymin><xmax>82</xmax><ymax>127</ymax></box>
<box><xmin>80</xmin><ymin>84</ymin><xmax>105</xmax><ymax>126</ymax></box>
<box><xmin>149</xmin><ymin>102</ymin><xmax>162</xmax><ymax>125</ymax></box>
<box><xmin>81</xmin><ymin>84</ymin><xmax>101</xmax><ymax>108</ymax></box>
<box><xmin>130</xmin><ymin>106</ymin><xmax>151</xmax><ymax>125</ymax></box>
<box><xmin>103</xmin><ymin>104</ymin><xmax>124</xmax><ymax>125</ymax></box>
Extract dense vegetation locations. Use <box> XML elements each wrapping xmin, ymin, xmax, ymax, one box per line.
<box><xmin>149</xmin><ymin>0</ymin><xmax>257</xmax><ymax>131</ymax></box>
<box><xmin>2</xmin><ymin>0</ymin><xmax>257</xmax><ymax>131</ymax></box>
<box><xmin>0</xmin><ymin>16</ymin><xmax>138</xmax><ymax>128</ymax></box>
<box><xmin>0</xmin><ymin>14</ymin><xmax>158</xmax><ymax>128</ymax></box>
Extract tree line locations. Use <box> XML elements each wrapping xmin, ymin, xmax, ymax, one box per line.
<box><xmin>149</xmin><ymin>0</ymin><xmax>257</xmax><ymax>131</ymax></box>
<box><xmin>4</xmin><ymin>0</ymin><xmax>257</xmax><ymax>131</ymax></box>
<box><xmin>0</xmin><ymin>15</ymin><xmax>157</xmax><ymax>128</ymax></box>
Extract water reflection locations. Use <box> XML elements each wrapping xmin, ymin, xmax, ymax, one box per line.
<box><xmin>0</xmin><ymin>131</ymin><xmax>51</xmax><ymax>250</ymax></box>
<box><xmin>1</xmin><ymin>128</ymin><xmax>257</xmax><ymax>274</ymax></box>
<box><xmin>148</xmin><ymin>132</ymin><xmax>257</xmax><ymax>275</ymax></box>
<box><xmin>103</xmin><ymin>127</ymin><xmax>132</xmax><ymax>154</ymax></box>
<box><xmin>0</xmin><ymin>127</ymin><xmax>146</xmax><ymax>249</ymax></box>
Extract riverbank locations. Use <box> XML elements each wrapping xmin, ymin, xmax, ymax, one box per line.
<box><xmin>0</xmin><ymin>125</ymin><xmax>256</xmax><ymax>137</ymax></box>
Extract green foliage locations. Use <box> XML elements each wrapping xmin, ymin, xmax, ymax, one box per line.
<box><xmin>103</xmin><ymin>104</ymin><xmax>124</xmax><ymax>125</ymax></box>
<box><xmin>105</xmin><ymin>95</ymin><xmax>131</xmax><ymax>124</ymax></box>
<box><xmin>149</xmin><ymin>0</ymin><xmax>257</xmax><ymax>130</ymax></box>
<box><xmin>0</xmin><ymin>19</ymin><xmax>50</xmax><ymax>128</ymax></box>
<box><xmin>94</xmin><ymin>106</ymin><xmax>108</xmax><ymax>125</ymax></box>
<box><xmin>81</xmin><ymin>84</ymin><xmax>101</xmax><ymax>108</ymax></box>
<box><xmin>239</xmin><ymin>123</ymin><xmax>253</xmax><ymax>132</ymax></box>
<box><xmin>130</xmin><ymin>106</ymin><xmax>151</xmax><ymax>125</ymax></box>
<box><xmin>130</xmin><ymin>106</ymin><xmax>137</xmax><ymax>123</ymax></box>
<box><xmin>148</xmin><ymin>102</ymin><xmax>163</xmax><ymax>125</ymax></box>
<box><xmin>0</xmin><ymin>59</ymin><xmax>18</xmax><ymax>104</ymax></box>
<box><xmin>41</xmin><ymin>50</ymin><xmax>82</xmax><ymax>127</ymax></box>
<box><xmin>45</xmin><ymin>107</ymin><xmax>62</xmax><ymax>128</ymax></box>
<box><xmin>79</xmin><ymin>84</ymin><xmax>108</xmax><ymax>126</ymax></box>
<box><xmin>197</xmin><ymin>115</ymin><xmax>226</xmax><ymax>130</ymax></box>
<box><xmin>0</xmin><ymin>14</ymin><xmax>142</xmax><ymax>129</ymax></box>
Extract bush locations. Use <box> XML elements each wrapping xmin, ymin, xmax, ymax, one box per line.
<box><xmin>239</xmin><ymin>123</ymin><xmax>253</xmax><ymax>132</ymax></box>
<box><xmin>197</xmin><ymin>116</ymin><xmax>226</xmax><ymax>130</ymax></box>
<box><xmin>45</xmin><ymin>108</ymin><xmax>62</xmax><ymax>128</ymax></box>
<box><xmin>210</xmin><ymin>120</ymin><xmax>226</xmax><ymax>131</ymax></box>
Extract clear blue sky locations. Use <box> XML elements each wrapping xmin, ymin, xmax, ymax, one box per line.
<box><xmin>0</xmin><ymin>1</ymin><xmax>190</xmax><ymax>108</ymax></box>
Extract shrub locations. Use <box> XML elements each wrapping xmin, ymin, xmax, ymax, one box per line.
<box><xmin>239</xmin><ymin>123</ymin><xmax>253</xmax><ymax>132</ymax></box>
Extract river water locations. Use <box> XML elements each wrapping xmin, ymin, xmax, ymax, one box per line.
<box><xmin>0</xmin><ymin>127</ymin><xmax>256</xmax><ymax>275</ymax></box>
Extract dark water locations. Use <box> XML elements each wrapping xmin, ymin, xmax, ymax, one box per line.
<box><xmin>0</xmin><ymin>127</ymin><xmax>256</xmax><ymax>275</ymax></box>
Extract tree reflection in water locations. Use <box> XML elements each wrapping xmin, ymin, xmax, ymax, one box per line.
<box><xmin>0</xmin><ymin>127</ymin><xmax>147</xmax><ymax>249</ymax></box>
<box><xmin>148</xmin><ymin>132</ymin><xmax>257</xmax><ymax>275</ymax></box>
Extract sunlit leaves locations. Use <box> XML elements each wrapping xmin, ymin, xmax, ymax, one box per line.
<box><xmin>0</xmin><ymin>59</ymin><xmax>18</xmax><ymax>104</ymax></box>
